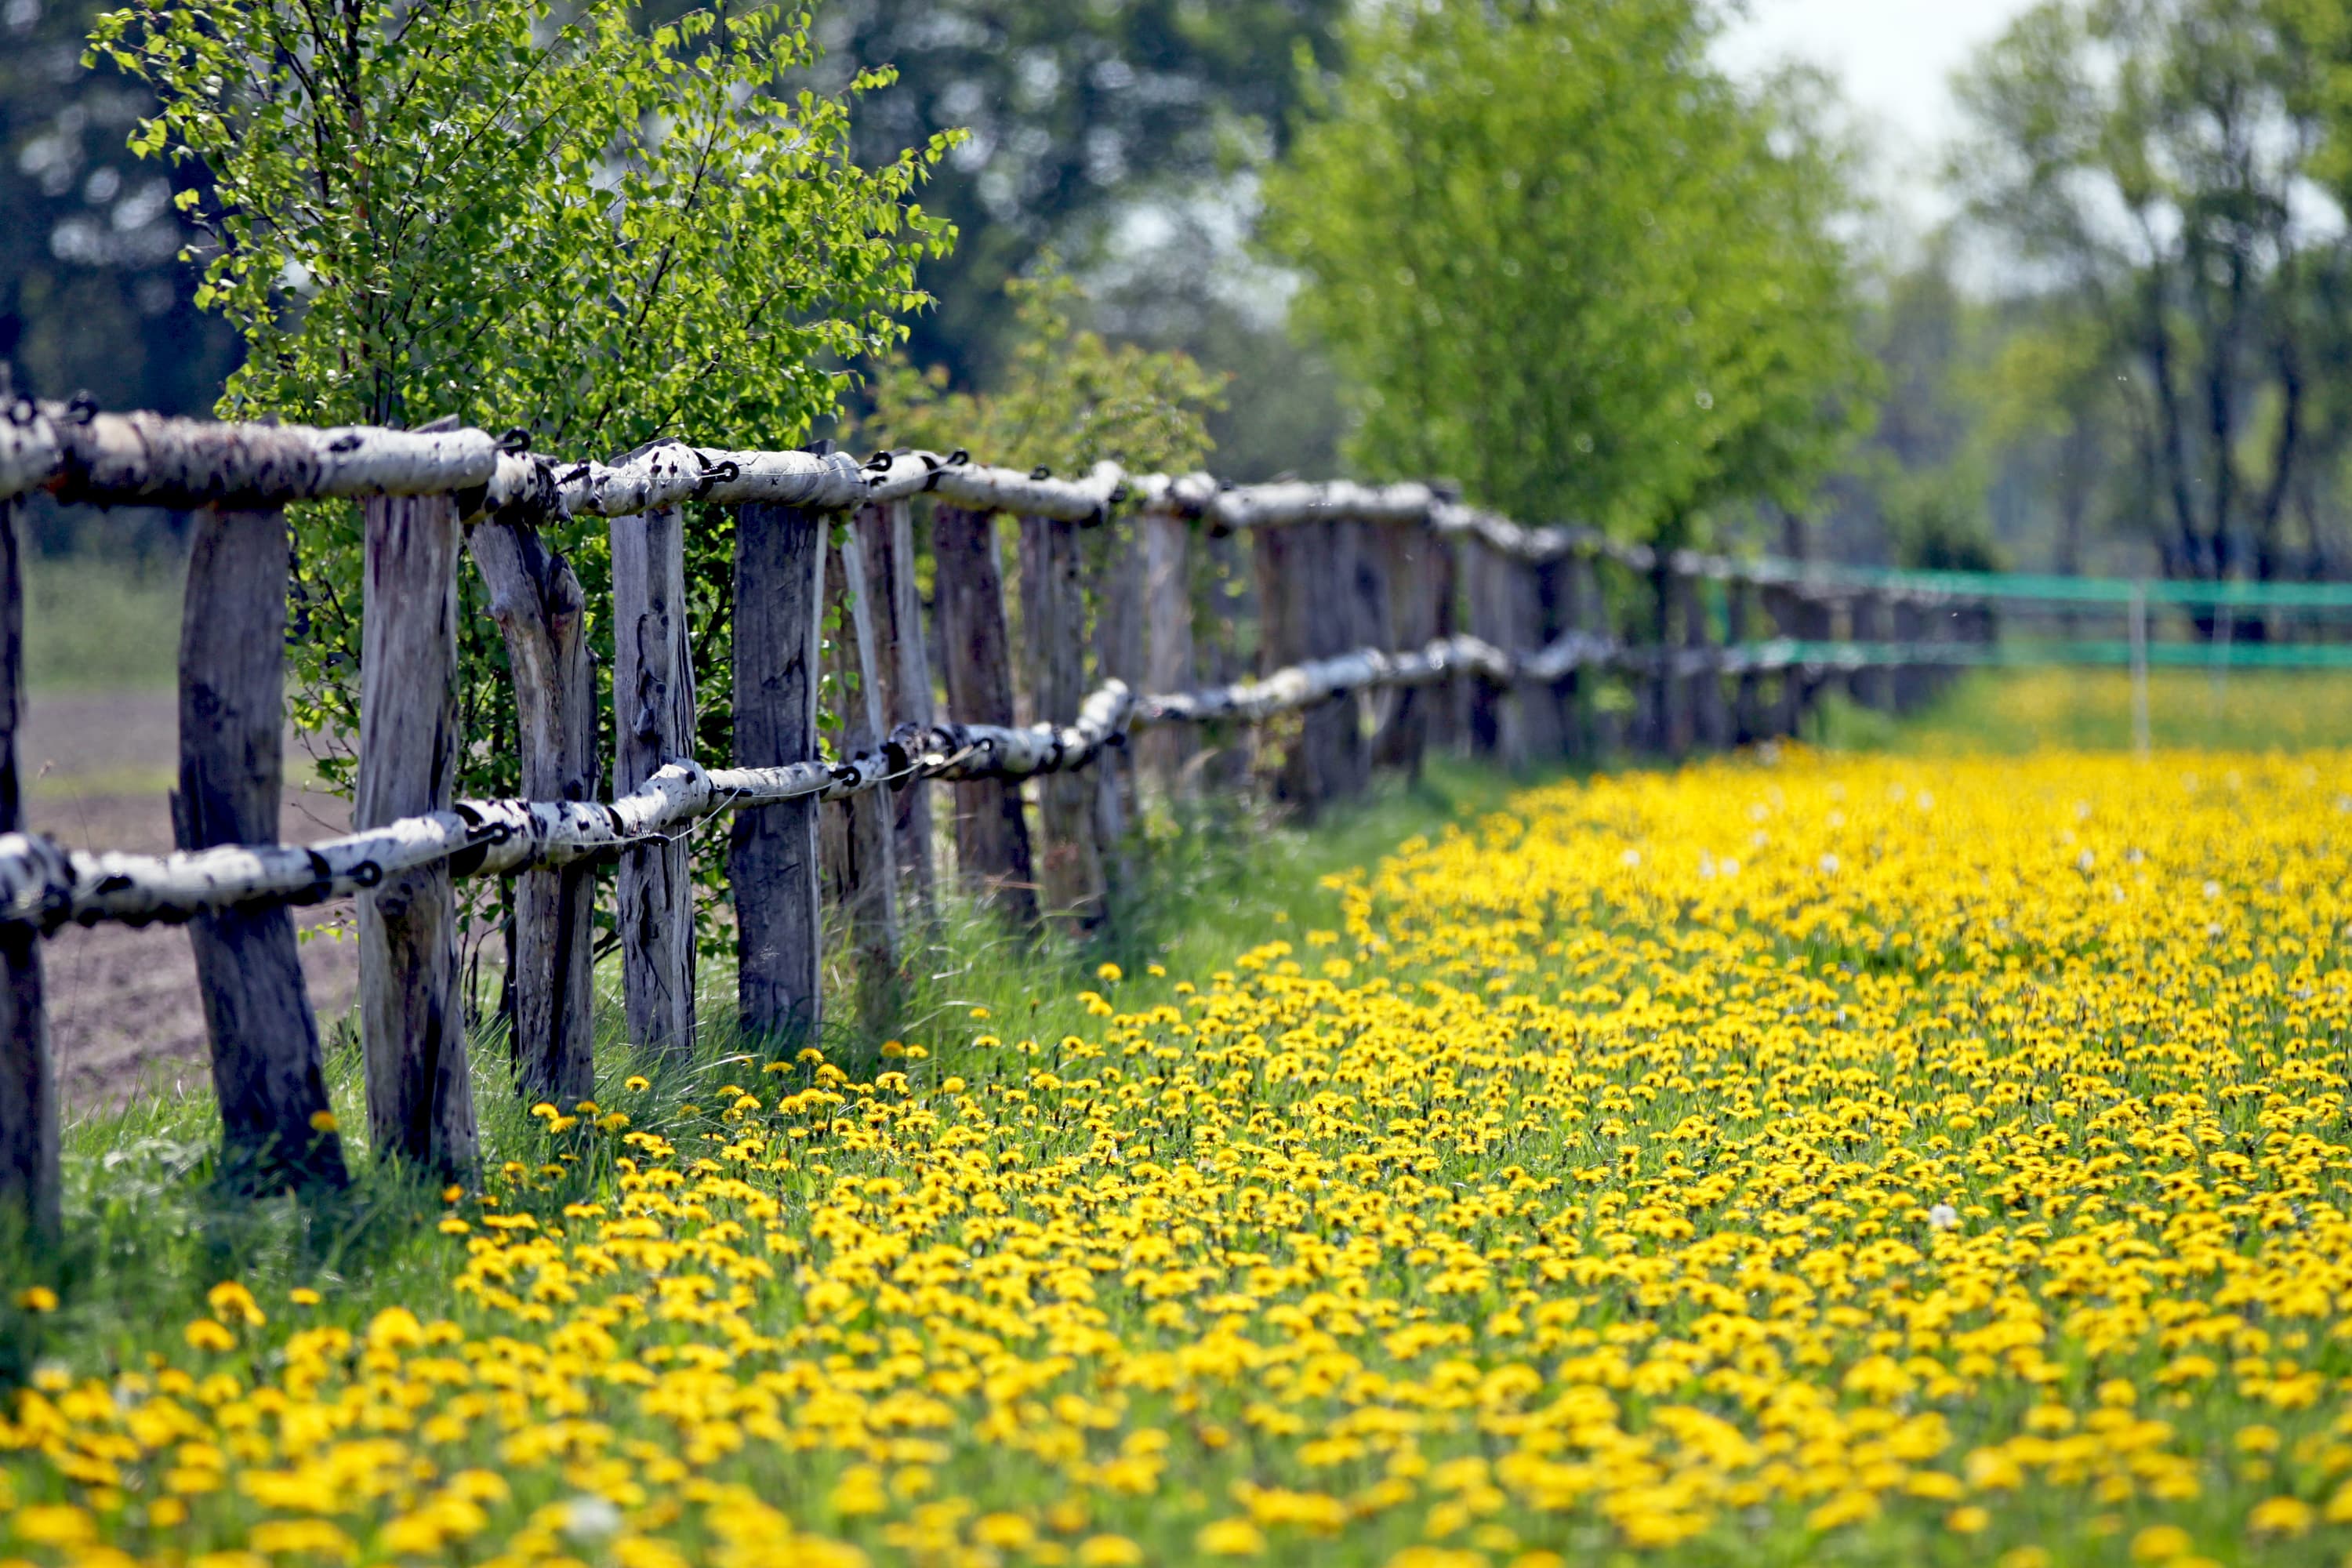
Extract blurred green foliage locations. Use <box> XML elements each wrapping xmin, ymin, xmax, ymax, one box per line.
<box><xmin>858</xmin><ymin>256</ymin><xmax>1225</xmax><ymax>477</ymax></box>
<box><xmin>1259</xmin><ymin>0</ymin><xmax>1870</xmax><ymax>548</ymax></box>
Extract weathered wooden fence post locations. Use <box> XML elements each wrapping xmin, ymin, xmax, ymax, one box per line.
<box><xmin>1463</xmin><ymin>541</ymin><xmax>1528</xmax><ymax>769</ymax></box>
<box><xmin>0</xmin><ymin>493</ymin><xmax>51</xmax><ymax>1236</ymax></box>
<box><xmin>1513</xmin><ymin>556</ymin><xmax>1565</xmax><ymax>763</ymax></box>
<box><xmin>1370</xmin><ymin>519</ymin><xmax>1438</xmax><ymax>776</ymax></box>
<box><xmin>1200</xmin><ymin>528</ymin><xmax>1258</xmax><ymax>789</ymax></box>
<box><xmin>932</xmin><ymin>505</ymin><xmax>1038</xmax><ymax>924</ymax></box>
<box><xmin>1258</xmin><ymin>519</ymin><xmax>1367</xmax><ymax>812</ymax></box>
<box><xmin>1853</xmin><ymin>589</ymin><xmax>1893</xmax><ymax>711</ymax></box>
<box><xmin>859</xmin><ymin>500</ymin><xmax>937</xmax><ymax>926</ymax></box>
<box><xmin>358</xmin><ymin>492</ymin><xmax>477</xmax><ymax>1173</ymax></box>
<box><xmin>731</xmin><ymin>499</ymin><xmax>826</xmax><ymax>1044</ymax></box>
<box><xmin>1760</xmin><ymin>583</ymin><xmax>1798</xmax><ymax>737</ymax></box>
<box><xmin>1689</xmin><ymin>571</ymin><xmax>1730</xmax><ymax>752</ymax></box>
<box><xmin>470</xmin><ymin>519</ymin><xmax>596</xmax><ymax>1103</ymax></box>
<box><xmin>1564</xmin><ymin>554</ymin><xmax>1602</xmax><ymax>758</ymax></box>
<box><xmin>1021</xmin><ymin>511</ymin><xmax>1107</xmax><ymax>929</ymax></box>
<box><xmin>611</xmin><ymin>503</ymin><xmax>697</xmax><ymax>1056</ymax></box>
<box><xmin>1892</xmin><ymin>594</ymin><xmax>1924</xmax><ymax>710</ymax></box>
<box><xmin>826</xmin><ymin>524</ymin><xmax>902</xmax><ymax>1008</ymax></box>
<box><xmin>179</xmin><ymin>507</ymin><xmax>347</xmax><ymax>1189</ymax></box>
<box><xmin>1142</xmin><ymin>512</ymin><xmax>1196</xmax><ymax>794</ymax></box>
<box><xmin>1728</xmin><ymin>576</ymin><xmax>1760</xmax><ymax>745</ymax></box>
<box><xmin>1093</xmin><ymin>518</ymin><xmax>1145</xmax><ymax>880</ymax></box>
<box><xmin>1658</xmin><ymin>564</ymin><xmax>1693</xmax><ymax>758</ymax></box>
<box><xmin>1341</xmin><ymin>518</ymin><xmax>1398</xmax><ymax>776</ymax></box>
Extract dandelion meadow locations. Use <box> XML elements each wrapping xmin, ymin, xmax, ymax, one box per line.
<box><xmin>9</xmin><ymin>747</ymin><xmax>2352</xmax><ymax>1567</ymax></box>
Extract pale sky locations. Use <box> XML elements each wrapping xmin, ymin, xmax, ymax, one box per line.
<box><xmin>1715</xmin><ymin>0</ymin><xmax>2045</xmax><ymax>232</ymax></box>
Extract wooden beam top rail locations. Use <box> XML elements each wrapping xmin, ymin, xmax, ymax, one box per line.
<box><xmin>2</xmin><ymin>401</ymin><xmax>500</xmax><ymax>509</ymax></box>
<box><xmin>1</xmin><ymin>401</ymin><xmax>1986</xmax><ymax>608</ymax></box>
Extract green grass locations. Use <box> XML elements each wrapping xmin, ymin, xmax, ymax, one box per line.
<box><xmin>23</xmin><ymin>547</ymin><xmax>186</xmax><ymax>694</ymax></box>
<box><xmin>0</xmin><ymin>757</ymin><xmax>1524</xmax><ymax>1387</ymax></box>
<box><xmin>1812</xmin><ymin>665</ymin><xmax>2352</xmax><ymax>754</ymax></box>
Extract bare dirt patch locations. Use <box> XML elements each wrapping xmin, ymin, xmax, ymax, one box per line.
<box><xmin>24</xmin><ymin>689</ymin><xmax>362</xmax><ymax>1112</ymax></box>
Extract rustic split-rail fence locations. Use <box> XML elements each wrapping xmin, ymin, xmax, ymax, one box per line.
<box><xmin>0</xmin><ymin>397</ymin><xmax>1987</xmax><ymax>1232</ymax></box>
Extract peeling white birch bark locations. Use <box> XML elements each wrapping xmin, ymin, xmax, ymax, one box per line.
<box><xmin>12</xmin><ymin>404</ymin><xmax>498</xmax><ymax>508</ymax></box>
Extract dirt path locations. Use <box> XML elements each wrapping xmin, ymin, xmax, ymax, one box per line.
<box><xmin>24</xmin><ymin>689</ymin><xmax>361</xmax><ymax>1112</ymax></box>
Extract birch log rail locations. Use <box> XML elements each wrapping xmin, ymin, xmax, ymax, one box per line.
<box><xmin>0</xmin><ymin>395</ymin><xmax>1994</xmax><ymax>1225</ymax></box>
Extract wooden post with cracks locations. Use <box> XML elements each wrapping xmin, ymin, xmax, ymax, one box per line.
<box><xmin>858</xmin><ymin>500</ymin><xmax>937</xmax><ymax>927</ymax></box>
<box><xmin>470</xmin><ymin>519</ymin><xmax>597</xmax><ymax>1104</ymax></box>
<box><xmin>1255</xmin><ymin>518</ymin><xmax>1356</xmax><ymax>813</ymax></box>
<box><xmin>178</xmin><ymin>506</ymin><xmax>347</xmax><ymax>1190</ymax></box>
<box><xmin>1564</xmin><ymin>555</ymin><xmax>1601</xmax><ymax>758</ymax></box>
<box><xmin>1142</xmin><ymin>512</ymin><xmax>1196</xmax><ymax>794</ymax></box>
<box><xmin>1515</xmin><ymin>556</ymin><xmax>1564</xmax><ymax>762</ymax></box>
<box><xmin>1659</xmin><ymin>567</ymin><xmax>1693</xmax><ymax>759</ymax></box>
<box><xmin>611</xmin><ymin>504</ymin><xmax>696</xmax><ymax>1057</ymax></box>
<box><xmin>1021</xmin><ymin>512</ymin><xmax>1107</xmax><ymax>930</ymax></box>
<box><xmin>1370</xmin><ymin>519</ymin><xmax>1437</xmax><ymax>776</ymax></box>
<box><xmin>1688</xmin><ymin>573</ymin><xmax>1729</xmax><ymax>752</ymax></box>
<box><xmin>1339</xmin><ymin>519</ymin><xmax>1393</xmax><ymax>785</ymax></box>
<box><xmin>358</xmin><ymin>493</ymin><xmax>477</xmax><ymax>1174</ymax></box>
<box><xmin>731</xmin><ymin>501</ymin><xmax>826</xmax><ymax>1044</ymax></box>
<box><xmin>1093</xmin><ymin>519</ymin><xmax>1146</xmax><ymax>887</ymax></box>
<box><xmin>1728</xmin><ymin>577</ymin><xmax>1761</xmax><ymax>745</ymax></box>
<box><xmin>1462</xmin><ymin>540</ymin><xmax>1527</xmax><ymax>770</ymax></box>
<box><xmin>0</xmin><ymin>495</ymin><xmax>50</xmax><ymax>1237</ymax></box>
<box><xmin>931</xmin><ymin>505</ymin><xmax>1037</xmax><ymax>924</ymax></box>
<box><xmin>826</xmin><ymin>524</ymin><xmax>901</xmax><ymax>1014</ymax></box>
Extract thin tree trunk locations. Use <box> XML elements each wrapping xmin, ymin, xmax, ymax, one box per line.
<box><xmin>177</xmin><ymin>506</ymin><xmax>347</xmax><ymax>1190</ymax></box>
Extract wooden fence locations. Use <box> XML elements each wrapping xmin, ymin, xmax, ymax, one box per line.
<box><xmin>0</xmin><ymin>397</ymin><xmax>1984</xmax><ymax>1231</ymax></box>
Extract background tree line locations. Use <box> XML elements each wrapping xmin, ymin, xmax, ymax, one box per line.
<box><xmin>12</xmin><ymin>0</ymin><xmax>2352</xmax><ymax>597</ymax></box>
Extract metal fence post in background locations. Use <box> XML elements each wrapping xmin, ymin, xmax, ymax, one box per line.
<box><xmin>178</xmin><ymin>506</ymin><xmax>347</xmax><ymax>1189</ymax></box>
<box><xmin>358</xmin><ymin>492</ymin><xmax>477</xmax><ymax>1174</ymax></box>
<box><xmin>2130</xmin><ymin>581</ymin><xmax>2151</xmax><ymax>759</ymax></box>
<box><xmin>0</xmin><ymin>492</ymin><xmax>50</xmax><ymax>1236</ymax></box>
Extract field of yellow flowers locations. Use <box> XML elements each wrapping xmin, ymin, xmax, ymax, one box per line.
<box><xmin>9</xmin><ymin>746</ymin><xmax>2352</xmax><ymax>1568</ymax></box>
